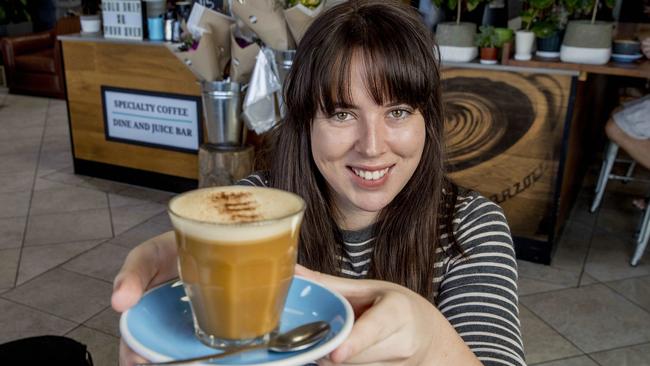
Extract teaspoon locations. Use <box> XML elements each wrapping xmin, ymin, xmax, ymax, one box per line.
<box><xmin>137</xmin><ymin>321</ymin><xmax>331</xmax><ymax>365</ymax></box>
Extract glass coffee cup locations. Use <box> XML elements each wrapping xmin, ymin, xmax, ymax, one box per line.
<box><xmin>168</xmin><ymin>186</ymin><xmax>305</xmax><ymax>349</ymax></box>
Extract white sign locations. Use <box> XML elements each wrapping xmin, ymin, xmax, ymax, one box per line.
<box><xmin>102</xmin><ymin>87</ymin><xmax>202</xmax><ymax>153</ymax></box>
<box><xmin>102</xmin><ymin>0</ymin><xmax>143</xmax><ymax>40</ymax></box>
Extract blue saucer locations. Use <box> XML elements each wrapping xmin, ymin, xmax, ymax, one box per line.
<box><xmin>120</xmin><ymin>276</ymin><xmax>353</xmax><ymax>365</ymax></box>
<box><xmin>611</xmin><ymin>53</ymin><xmax>643</xmax><ymax>63</ymax></box>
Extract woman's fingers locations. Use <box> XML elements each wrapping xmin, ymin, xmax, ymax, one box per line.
<box><xmin>330</xmin><ymin>293</ymin><xmax>407</xmax><ymax>363</ymax></box>
<box><xmin>112</xmin><ymin>231</ymin><xmax>177</xmax><ymax>312</ymax></box>
<box><xmin>295</xmin><ymin>264</ymin><xmax>378</xmax><ymax>302</ymax></box>
<box><xmin>119</xmin><ymin>339</ymin><xmax>149</xmax><ymax>366</ymax></box>
<box><xmin>642</xmin><ymin>38</ymin><xmax>650</xmax><ymax>58</ymax></box>
<box><xmin>296</xmin><ymin>266</ymin><xmax>411</xmax><ymax>364</ymax></box>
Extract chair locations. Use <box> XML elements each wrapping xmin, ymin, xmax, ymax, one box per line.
<box><xmin>0</xmin><ymin>16</ymin><xmax>80</xmax><ymax>99</ymax></box>
<box><xmin>591</xmin><ymin>141</ymin><xmax>650</xmax><ymax>266</ymax></box>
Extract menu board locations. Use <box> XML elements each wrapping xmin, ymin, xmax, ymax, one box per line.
<box><xmin>102</xmin><ymin>0</ymin><xmax>143</xmax><ymax>40</ymax></box>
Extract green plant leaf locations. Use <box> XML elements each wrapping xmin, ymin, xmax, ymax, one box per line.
<box><xmin>530</xmin><ymin>0</ymin><xmax>554</xmax><ymax>10</ymax></box>
<box><xmin>431</xmin><ymin>0</ymin><xmax>445</xmax><ymax>7</ymax></box>
<box><xmin>532</xmin><ymin>21</ymin><xmax>557</xmax><ymax>38</ymax></box>
<box><xmin>447</xmin><ymin>0</ymin><xmax>458</xmax><ymax>10</ymax></box>
<box><xmin>475</xmin><ymin>25</ymin><xmax>498</xmax><ymax>47</ymax></box>
<box><xmin>467</xmin><ymin>0</ymin><xmax>481</xmax><ymax>11</ymax></box>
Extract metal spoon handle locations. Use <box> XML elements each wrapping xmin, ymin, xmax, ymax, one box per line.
<box><xmin>136</xmin><ymin>343</ymin><xmax>267</xmax><ymax>366</ymax></box>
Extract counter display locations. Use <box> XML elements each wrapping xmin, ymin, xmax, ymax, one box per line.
<box><xmin>60</xmin><ymin>34</ymin><xmax>202</xmax><ymax>192</ymax></box>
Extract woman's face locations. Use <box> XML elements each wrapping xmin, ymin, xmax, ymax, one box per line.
<box><xmin>310</xmin><ymin>57</ymin><xmax>426</xmax><ymax>229</ymax></box>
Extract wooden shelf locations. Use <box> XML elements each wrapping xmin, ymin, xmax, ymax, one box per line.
<box><xmin>505</xmin><ymin>57</ymin><xmax>650</xmax><ymax>79</ymax></box>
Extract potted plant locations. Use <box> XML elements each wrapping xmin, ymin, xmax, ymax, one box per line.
<box><xmin>560</xmin><ymin>0</ymin><xmax>615</xmax><ymax>64</ymax></box>
<box><xmin>516</xmin><ymin>0</ymin><xmax>553</xmax><ymax>60</ymax></box>
<box><xmin>475</xmin><ymin>25</ymin><xmax>499</xmax><ymax>64</ymax></box>
<box><xmin>0</xmin><ymin>0</ymin><xmax>32</xmax><ymax>37</ymax></box>
<box><xmin>531</xmin><ymin>2</ymin><xmax>568</xmax><ymax>58</ymax></box>
<box><xmin>432</xmin><ymin>0</ymin><xmax>489</xmax><ymax>62</ymax></box>
<box><xmin>80</xmin><ymin>0</ymin><xmax>101</xmax><ymax>34</ymax></box>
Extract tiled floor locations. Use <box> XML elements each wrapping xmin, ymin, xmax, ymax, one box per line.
<box><xmin>1</xmin><ymin>89</ymin><xmax>649</xmax><ymax>366</ymax></box>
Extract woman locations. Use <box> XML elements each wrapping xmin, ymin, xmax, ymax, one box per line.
<box><xmin>112</xmin><ymin>1</ymin><xmax>525</xmax><ymax>365</ymax></box>
<box><xmin>605</xmin><ymin>36</ymin><xmax>650</xmax><ymax>210</ymax></box>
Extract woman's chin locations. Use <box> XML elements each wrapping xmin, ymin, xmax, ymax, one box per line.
<box><xmin>351</xmin><ymin>195</ymin><xmax>394</xmax><ymax>214</ymax></box>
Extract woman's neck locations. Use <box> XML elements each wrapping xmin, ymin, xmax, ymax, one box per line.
<box><xmin>336</xmin><ymin>205</ymin><xmax>378</xmax><ymax>231</ymax></box>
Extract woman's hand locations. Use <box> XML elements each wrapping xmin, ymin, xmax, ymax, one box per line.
<box><xmin>295</xmin><ymin>265</ymin><xmax>481</xmax><ymax>366</ymax></box>
<box><xmin>642</xmin><ymin>37</ymin><xmax>650</xmax><ymax>59</ymax></box>
<box><xmin>111</xmin><ymin>231</ymin><xmax>179</xmax><ymax>366</ymax></box>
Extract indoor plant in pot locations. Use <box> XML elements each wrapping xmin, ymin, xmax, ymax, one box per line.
<box><xmin>0</xmin><ymin>0</ymin><xmax>32</xmax><ymax>37</ymax></box>
<box><xmin>432</xmin><ymin>0</ymin><xmax>488</xmax><ymax>62</ymax></box>
<box><xmin>80</xmin><ymin>0</ymin><xmax>101</xmax><ymax>34</ymax></box>
<box><xmin>516</xmin><ymin>0</ymin><xmax>554</xmax><ymax>60</ymax></box>
<box><xmin>532</xmin><ymin>2</ymin><xmax>568</xmax><ymax>58</ymax></box>
<box><xmin>559</xmin><ymin>0</ymin><xmax>614</xmax><ymax>64</ymax></box>
<box><xmin>476</xmin><ymin>25</ymin><xmax>499</xmax><ymax>64</ymax></box>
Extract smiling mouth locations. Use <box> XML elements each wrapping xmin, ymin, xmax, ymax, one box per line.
<box><xmin>349</xmin><ymin>166</ymin><xmax>393</xmax><ymax>181</ymax></box>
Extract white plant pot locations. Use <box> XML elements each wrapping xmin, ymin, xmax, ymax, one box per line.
<box><xmin>438</xmin><ymin>45</ymin><xmax>478</xmax><ymax>62</ymax></box>
<box><xmin>559</xmin><ymin>21</ymin><xmax>612</xmax><ymax>65</ymax></box>
<box><xmin>80</xmin><ymin>15</ymin><xmax>101</xmax><ymax>33</ymax></box>
<box><xmin>515</xmin><ymin>30</ymin><xmax>535</xmax><ymax>61</ymax></box>
<box><xmin>560</xmin><ymin>45</ymin><xmax>611</xmax><ymax>65</ymax></box>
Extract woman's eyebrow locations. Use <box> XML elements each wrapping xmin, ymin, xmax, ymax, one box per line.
<box><xmin>384</xmin><ymin>101</ymin><xmax>412</xmax><ymax>107</ymax></box>
<box><xmin>332</xmin><ymin>102</ymin><xmax>359</xmax><ymax>110</ymax></box>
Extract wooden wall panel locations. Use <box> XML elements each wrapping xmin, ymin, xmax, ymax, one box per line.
<box><xmin>63</xmin><ymin>40</ymin><xmax>202</xmax><ymax>179</ymax></box>
<box><xmin>442</xmin><ymin>68</ymin><xmax>573</xmax><ymax>243</ymax></box>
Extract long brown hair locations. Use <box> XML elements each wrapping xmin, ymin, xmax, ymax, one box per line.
<box><xmin>264</xmin><ymin>0</ymin><xmax>459</xmax><ymax>301</ymax></box>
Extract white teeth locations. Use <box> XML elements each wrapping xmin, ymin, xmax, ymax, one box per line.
<box><xmin>352</xmin><ymin>167</ymin><xmax>389</xmax><ymax>181</ymax></box>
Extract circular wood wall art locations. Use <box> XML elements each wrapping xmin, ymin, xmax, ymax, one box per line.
<box><xmin>442</xmin><ymin>76</ymin><xmax>536</xmax><ymax>172</ymax></box>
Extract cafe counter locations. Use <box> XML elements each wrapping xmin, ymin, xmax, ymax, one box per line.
<box><xmin>59</xmin><ymin>34</ymin><xmax>203</xmax><ymax>192</ymax></box>
<box><xmin>60</xmin><ymin>33</ymin><xmax>634</xmax><ymax>263</ymax></box>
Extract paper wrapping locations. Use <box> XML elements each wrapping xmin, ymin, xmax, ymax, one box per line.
<box><xmin>283</xmin><ymin>2</ymin><xmax>324</xmax><ymax>44</ymax></box>
<box><xmin>230</xmin><ymin>24</ymin><xmax>262</xmax><ymax>84</ymax></box>
<box><xmin>187</xmin><ymin>3</ymin><xmax>234</xmax><ymax>80</ymax></box>
<box><xmin>232</xmin><ymin>0</ymin><xmax>295</xmax><ymax>50</ymax></box>
<box><xmin>172</xmin><ymin>30</ymin><xmax>221</xmax><ymax>81</ymax></box>
<box><xmin>242</xmin><ymin>48</ymin><xmax>283</xmax><ymax>134</ymax></box>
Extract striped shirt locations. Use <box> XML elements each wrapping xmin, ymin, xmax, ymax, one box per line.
<box><xmin>238</xmin><ymin>173</ymin><xmax>525</xmax><ymax>366</ymax></box>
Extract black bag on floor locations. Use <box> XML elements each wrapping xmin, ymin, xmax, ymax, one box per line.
<box><xmin>0</xmin><ymin>335</ymin><xmax>93</xmax><ymax>365</ymax></box>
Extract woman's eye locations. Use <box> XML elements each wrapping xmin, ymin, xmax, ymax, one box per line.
<box><xmin>333</xmin><ymin>112</ymin><xmax>351</xmax><ymax>121</ymax></box>
<box><xmin>389</xmin><ymin>109</ymin><xmax>410</xmax><ymax>119</ymax></box>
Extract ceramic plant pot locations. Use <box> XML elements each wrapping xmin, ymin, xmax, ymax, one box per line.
<box><xmin>436</xmin><ymin>22</ymin><xmax>478</xmax><ymax>62</ymax></box>
<box><xmin>515</xmin><ymin>30</ymin><xmax>535</xmax><ymax>61</ymax></box>
<box><xmin>560</xmin><ymin>20</ymin><xmax>612</xmax><ymax>65</ymax></box>
<box><xmin>480</xmin><ymin>47</ymin><xmax>498</xmax><ymax>64</ymax></box>
<box><xmin>536</xmin><ymin>29</ymin><xmax>564</xmax><ymax>59</ymax></box>
<box><xmin>80</xmin><ymin>15</ymin><xmax>101</xmax><ymax>33</ymax></box>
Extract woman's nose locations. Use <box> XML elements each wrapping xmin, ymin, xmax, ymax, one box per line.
<box><xmin>355</xmin><ymin>117</ymin><xmax>387</xmax><ymax>157</ymax></box>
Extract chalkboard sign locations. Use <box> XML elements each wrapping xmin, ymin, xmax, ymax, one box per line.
<box><xmin>102</xmin><ymin>0</ymin><xmax>144</xmax><ymax>40</ymax></box>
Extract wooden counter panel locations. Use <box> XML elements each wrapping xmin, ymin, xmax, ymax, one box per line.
<box><xmin>441</xmin><ymin>68</ymin><xmax>573</xmax><ymax>242</ymax></box>
<box><xmin>63</xmin><ymin>41</ymin><xmax>202</xmax><ymax>180</ymax></box>
<box><xmin>67</xmin><ymin>99</ymin><xmax>198</xmax><ymax>178</ymax></box>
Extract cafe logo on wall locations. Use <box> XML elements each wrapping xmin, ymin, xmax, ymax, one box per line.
<box><xmin>101</xmin><ymin>86</ymin><xmax>202</xmax><ymax>153</ymax></box>
<box><xmin>102</xmin><ymin>0</ymin><xmax>143</xmax><ymax>40</ymax></box>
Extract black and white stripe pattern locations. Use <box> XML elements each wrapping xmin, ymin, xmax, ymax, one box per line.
<box><xmin>238</xmin><ymin>173</ymin><xmax>525</xmax><ymax>365</ymax></box>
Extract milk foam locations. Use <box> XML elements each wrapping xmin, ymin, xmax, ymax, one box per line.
<box><xmin>169</xmin><ymin>186</ymin><xmax>305</xmax><ymax>243</ymax></box>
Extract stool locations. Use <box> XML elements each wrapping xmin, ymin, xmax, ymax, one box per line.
<box><xmin>591</xmin><ymin>141</ymin><xmax>650</xmax><ymax>266</ymax></box>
